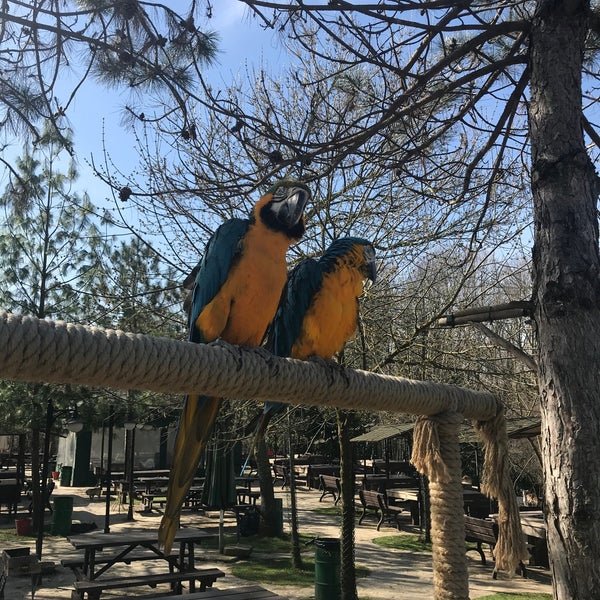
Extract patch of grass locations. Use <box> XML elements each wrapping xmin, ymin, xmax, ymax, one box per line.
<box><xmin>477</xmin><ymin>594</ymin><xmax>552</xmax><ymax>600</ymax></box>
<box><xmin>232</xmin><ymin>556</ymin><xmax>369</xmax><ymax>587</ymax></box>
<box><xmin>203</xmin><ymin>531</ymin><xmax>316</xmax><ymax>553</ymax></box>
<box><xmin>311</xmin><ymin>506</ymin><xmax>341</xmax><ymax>517</ymax></box>
<box><xmin>372</xmin><ymin>534</ymin><xmax>432</xmax><ymax>552</ymax></box>
<box><xmin>239</xmin><ymin>532</ymin><xmax>316</xmax><ymax>553</ymax></box>
<box><xmin>232</xmin><ymin>557</ymin><xmax>316</xmax><ymax>586</ymax></box>
<box><xmin>0</xmin><ymin>529</ymin><xmax>26</xmax><ymax>543</ymax></box>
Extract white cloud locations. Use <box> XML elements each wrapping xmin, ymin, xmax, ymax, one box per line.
<box><xmin>210</xmin><ymin>0</ymin><xmax>249</xmax><ymax>31</ymax></box>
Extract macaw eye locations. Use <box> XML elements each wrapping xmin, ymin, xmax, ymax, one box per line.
<box><xmin>272</xmin><ymin>185</ymin><xmax>287</xmax><ymax>200</ymax></box>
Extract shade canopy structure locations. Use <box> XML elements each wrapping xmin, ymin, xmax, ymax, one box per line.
<box><xmin>459</xmin><ymin>417</ymin><xmax>541</xmax><ymax>443</ymax></box>
<box><xmin>352</xmin><ymin>419</ymin><xmax>542</xmax><ymax>445</ymax></box>
<box><xmin>350</xmin><ymin>423</ymin><xmax>416</xmax><ymax>443</ymax></box>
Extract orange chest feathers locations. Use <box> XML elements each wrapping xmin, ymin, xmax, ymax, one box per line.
<box><xmin>195</xmin><ymin>225</ymin><xmax>291</xmax><ymax>346</ymax></box>
<box><xmin>291</xmin><ymin>265</ymin><xmax>365</xmax><ymax>360</ymax></box>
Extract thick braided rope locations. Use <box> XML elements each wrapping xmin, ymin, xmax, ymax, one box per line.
<box><xmin>413</xmin><ymin>412</ymin><xmax>469</xmax><ymax>600</ymax></box>
<box><xmin>475</xmin><ymin>406</ymin><xmax>529</xmax><ymax>575</ymax></box>
<box><xmin>0</xmin><ymin>311</ymin><xmax>498</xmax><ymax>420</ymax></box>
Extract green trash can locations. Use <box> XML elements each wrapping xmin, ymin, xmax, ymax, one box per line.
<box><xmin>313</xmin><ymin>537</ymin><xmax>341</xmax><ymax>600</ymax></box>
<box><xmin>51</xmin><ymin>496</ymin><xmax>74</xmax><ymax>536</ymax></box>
<box><xmin>59</xmin><ymin>465</ymin><xmax>73</xmax><ymax>487</ymax></box>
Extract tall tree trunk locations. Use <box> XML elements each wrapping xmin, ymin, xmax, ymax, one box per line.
<box><xmin>337</xmin><ymin>409</ymin><xmax>357</xmax><ymax>600</ymax></box>
<box><xmin>530</xmin><ymin>0</ymin><xmax>600</xmax><ymax>595</ymax></box>
<box><xmin>256</xmin><ymin>434</ymin><xmax>280</xmax><ymax>536</ymax></box>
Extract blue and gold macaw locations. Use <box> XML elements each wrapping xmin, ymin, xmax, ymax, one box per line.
<box><xmin>244</xmin><ymin>237</ymin><xmax>377</xmax><ymax>454</ymax></box>
<box><xmin>158</xmin><ymin>180</ymin><xmax>310</xmax><ymax>552</ymax></box>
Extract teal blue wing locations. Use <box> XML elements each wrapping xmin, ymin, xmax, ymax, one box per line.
<box><xmin>188</xmin><ymin>218</ymin><xmax>249</xmax><ymax>343</ymax></box>
<box><xmin>162</xmin><ymin>217</ymin><xmax>249</xmax><ymax>550</ymax></box>
<box><xmin>268</xmin><ymin>257</ymin><xmax>323</xmax><ymax>357</ymax></box>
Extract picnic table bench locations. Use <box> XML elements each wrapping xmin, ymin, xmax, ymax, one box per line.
<box><xmin>61</xmin><ymin>550</ymin><xmax>180</xmax><ymax>580</ymax></box>
<box><xmin>318</xmin><ymin>474</ymin><xmax>341</xmax><ymax>505</ymax></box>
<box><xmin>140</xmin><ymin>490</ymin><xmax>167</xmax><ymax>512</ymax></box>
<box><xmin>121</xmin><ymin>584</ymin><xmax>287</xmax><ymax>599</ymax></box>
<box><xmin>72</xmin><ymin>567</ymin><xmax>225</xmax><ymax>599</ymax></box>
<box><xmin>140</xmin><ymin>485</ymin><xmax>203</xmax><ymax>513</ymax></box>
<box><xmin>464</xmin><ymin>515</ymin><xmax>527</xmax><ymax>579</ymax></box>
<box><xmin>357</xmin><ymin>489</ymin><xmax>404</xmax><ymax>531</ymax></box>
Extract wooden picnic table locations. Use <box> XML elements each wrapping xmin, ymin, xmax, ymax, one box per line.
<box><xmin>518</xmin><ymin>509</ymin><xmax>546</xmax><ymax>539</ymax></box>
<box><xmin>137</xmin><ymin>477</ymin><xmax>203</xmax><ymax>495</ymax></box>
<box><xmin>491</xmin><ymin>509</ymin><xmax>548</xmax><ymax>567</ymax></box>
<box><xmin>67</xmin><ymin>527</ymin><xmax>218</xmax><ymax>581</ymax></box>
<box><xmin>360</xmin><ymin>474</ymin><xmax>416</xmax><ymax>491</ymax></box>
<box><xmin>110</xmin><ymin>469</ymin><xmax>172</xmax><ymax>480</ymax></box>
<box><xmin>490</xmin><ymin>509</ymin><xmax>546</xmax><ymax>540</ymax></box>
<box><xmin>386</xmin><ymin>487</ymin><xmax>421</xmax><ymax>525</ymax></box>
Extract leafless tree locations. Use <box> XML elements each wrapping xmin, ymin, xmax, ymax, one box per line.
<box><xmin>4</xmin><ymin>1</ymin><xmax>599</xmax><ymax>594</ymax></box>
<box><xmin>223</xmin><ymin>1</ymin><xmax>600</xmax><ymax>595</ymax></box>
<box><xmin>0</xmin><ymin>0</ymin><xmax>217</xmax><ymax>173</ymax></box>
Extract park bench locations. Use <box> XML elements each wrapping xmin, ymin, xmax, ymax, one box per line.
<box><xmin>357</xmin><ymin>489</ymin><xmax>404</xmax><ymax>531</ymax></box>
<box><xmin>305</xmin><ymin>464</ymin><xmax>340</xmax><ymax>489</ymax></box>
<box><xmin>272</xmin><ymin>464</ymin><xmax>288</xmax><ymax>488</ymax></box>
<box><xmin>72</xmin><ymin>567</ymin><xmax>225</xmax><ymax>599</ymax></box>
<box><xmin>464</xmin><ymin>515</ymin><xmax>527</xmax><ymax>579</ymax></box>
<box><xmin>318</xmin><ymin>474</ymin><xmax>341</xmax><ymax>505</ymax></box>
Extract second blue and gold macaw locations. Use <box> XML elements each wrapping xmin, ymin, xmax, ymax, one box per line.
<box><xmin>246</xmin><ymin>237</ymin><xmax>377</xmax><ymax>446</ymax></box>
<box><xmin>158</xmin><ymin>180</ymin><xmax>310</xmax><ymax>552</ymax></box>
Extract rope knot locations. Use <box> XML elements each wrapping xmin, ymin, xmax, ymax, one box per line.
<box><xmin>411</xmin><ymin>411</ymin><xmax>462</xmax><ymax>484</ymax></box>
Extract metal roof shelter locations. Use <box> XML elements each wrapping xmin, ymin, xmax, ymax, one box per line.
<box><xmin>457</xmin><ymin>417</ymin><xmax>541</xmax><ymax>443</ymax></box>
<box><xmin>351</xmin><ymin>418</ymin><xmax>540</xmax><ymax>445</ymax></box>
<box><xmin>350</xmin><ymin>423</ymin><xmax>416</xmax><ymax>443</ymax></box>
<box><xmin>350</xmin><ymin>423</ymin><xmax>418</xmax><ymax>483</ymax></box>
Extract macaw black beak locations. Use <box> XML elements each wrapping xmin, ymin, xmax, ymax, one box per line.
<box><xmin>273</xmin><ymin>186</ymin><xmax>310</xmax><ymax>229</ymax></box>
<box><xmin>364</xmin><ymin>245</ymin><xmax>377</xmax><ymax>282</ymax></box>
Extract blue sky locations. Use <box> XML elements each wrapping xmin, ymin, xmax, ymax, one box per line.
<box><xmin>87</xmin><ymin>2</ymin><xmax>275</xmax><ymax>181</ymax></box>
<box><xmin>5</xmin><ymin>1</ymin><xmax>284</xmax><ymax>196</ymax></box>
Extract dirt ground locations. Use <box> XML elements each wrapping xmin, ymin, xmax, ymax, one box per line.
<box><xmin>0</xmin><ymin>483</ymin><xmax>552</xmax><ymax>599</ymax></box>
